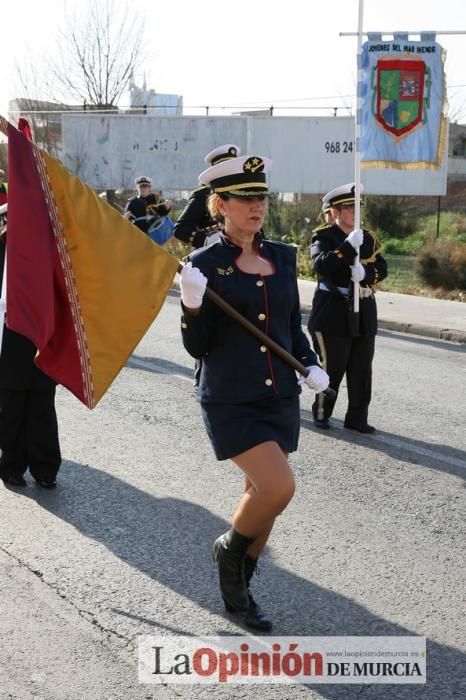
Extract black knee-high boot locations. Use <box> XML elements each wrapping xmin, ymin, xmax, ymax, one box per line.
<box><xmin>243</xmin><ymin>555</ymin><xmax>273</xmax><ymax>632</ymax></box>
<box><xmin>212</xmin><ymin>529</ymin><xmax>254</xmax><ymax>612</ymax></box>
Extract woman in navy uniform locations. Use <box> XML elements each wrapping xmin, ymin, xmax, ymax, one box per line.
<box><xmin>308</xmin><ymin>183</ymin><xmax>388</xmax><ymax>432</ymax></box>
<box><xmin>179</xmin><ymin>154</ymin><xmax>329</xmax><ymax>630</ymax></box>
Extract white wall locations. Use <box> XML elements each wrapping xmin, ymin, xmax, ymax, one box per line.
<box><xmin>62</xmin><ymin>114</ymin><xmax>448</xmax><ymax>195</ymax></box>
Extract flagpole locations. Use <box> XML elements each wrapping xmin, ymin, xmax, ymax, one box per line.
<box><xmin>177</xmin><ymin>264</ymin><xmax>336</xmax><ymax>399</ymax></box>
<box><xmin>0</xmin><ymin>114</ymin><xmax>334</xmax><ymax>400</ymax></box>
<box><xmin>351</xmin><ymin>0</ymin><xmax>365</xmax><ymax>334</ymax></box>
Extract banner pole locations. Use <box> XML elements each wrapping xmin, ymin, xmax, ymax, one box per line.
<box><xmin>177</xmin><ymin>264</ymin><xmax>336</xmax><ymax>399</ymax></box>
<box><xmin>351</xmin><ymin>0</ymin><xmax>365</xmax><ymax>334</ymax></box>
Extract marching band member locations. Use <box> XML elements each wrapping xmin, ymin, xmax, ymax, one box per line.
<box><xmin>179</xmin><ymin>154</ymin><xmax>329</xmax><ymax>630</ymax></box>
<box><xmin>174</xmin><ymin>144</ymin><xmax>241</xmax><ymax>249</ymax></box>
<box><xmin>174</xmin><ymin>145</ymin><xmax>241</xmax><ymax>388</ymax></box>
<box><xmin>124</xmin><ymin>176</ymin><xmax>171</xmax><ymax>234</ymax></box>
<box><xmin>308</xmin><ymin>183</ymin><xmax>388</xmax><ymax>433</ymax></box>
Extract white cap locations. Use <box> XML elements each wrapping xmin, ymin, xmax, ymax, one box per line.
<box><xmin>198</xmin><ymin>155</ymin><xmax>272</xmax><ymax>196</ymax></box>
<box><xmin>322</xmin><ymin>182</ymin><xmax>365</xmax><ymax>208</ymax></box>
<box><xmin>204</xmin><ymin>144</ymin><xmax>241</xmax><ymax>166</ymax></box>
<box><xmin>135</xmin><ymin>175</ymin><xmax>152</xmax><ymax>186</ymax></box>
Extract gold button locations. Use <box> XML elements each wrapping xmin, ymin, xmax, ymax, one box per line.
<box><xmin>181</xmin><ymin>322</ymin><xmax>188</xmax><ymax>329</ymax></box>
<box><xmin>256</xmin><ymin>280</ymin><xmax>264</xmax><ymax>287</ymax></box>
<box><xmin>265</xmin><ymin>379</ymin><xmax>272</xmax><ymax>386</ymax></box>
<box><xmin>260</xmin><ymin>345</ymin><xmax>267</xmax><ymax>352</ymax></box>
<box><xmin>258</xmin><ymin>313</ymin><xmax>266</xmax><ymax>321</ymax></box>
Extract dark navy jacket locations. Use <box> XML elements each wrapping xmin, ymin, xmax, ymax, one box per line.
<box><xmin>308</xmin><ymin>224</ymin><xmax>388</xmax><ymax>337</ymax></box>
<box><xmin>173</xmin><ymin>186</ymin><xmax>215</xmax><ymax>249</ymax></box>
<box><xmin>181</xmin><ymin>235</ymin><xmax>318</xmax><ymax>404</ymax></box>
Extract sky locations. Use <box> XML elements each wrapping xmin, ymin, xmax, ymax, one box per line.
<box><xmin>2</xmin><ymin>0</ymin><xmax>466</xmax><ymax>123</ymax></box>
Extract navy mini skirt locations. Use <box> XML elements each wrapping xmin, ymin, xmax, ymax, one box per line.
<box><xmin>201</xmin><ymin>394</ymin><xmax>300</xmax><ymax>461</ymax></box>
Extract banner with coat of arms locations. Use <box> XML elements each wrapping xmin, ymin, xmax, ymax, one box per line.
<box><xmin>359</xmin><ymin>36</ymin><xmax>448</xmax><ymax>169</ymax></box>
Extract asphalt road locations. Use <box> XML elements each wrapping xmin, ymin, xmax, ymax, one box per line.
<box><xmin>1</xmin><ymin>291</ymin><xmax>465</xmax><ymax>700</ymax></box>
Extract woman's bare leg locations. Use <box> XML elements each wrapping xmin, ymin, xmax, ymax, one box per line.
<box><xmin>242</xmin><ymin>477</ymin><xmax>274</xmax><ymax>557</ymax></box>
<box><xmin>231</xmin><ymin>441</ymin><xmax>295</xmax><ymax>556</ymax></box>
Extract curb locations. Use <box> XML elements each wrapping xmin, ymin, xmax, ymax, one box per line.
<box><xmin>377</xmin><ymin>320</ymin><xmax>466</xmax><ymax>344</ymax></box>
<box><xmin>296</xmin><ymin>301</ymin><xmax>466</xmax><ymax>344</ymax></box>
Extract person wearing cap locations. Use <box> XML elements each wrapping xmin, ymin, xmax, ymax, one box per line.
<box><xmin>178</xmin><ymin>154</ymin><xmax>329</xmax><ymax>631</ymax></box>
<box><xmin>124</xmin><ymin>176</ymin><xmax>171</xmax><ymax>234</ymax></box>
<box><xmin>174</xmin><ymin>144</ymin><xmax>240</xmax><ymax>249</ymax></box>
<box><xmin>321</xmin><ymin>200</ymin><xmax>334</xmax><ymax>226</ymax></box>
<box><xmin>174</xmin><ymin>145</ymin><xmax>241</xmax><ymax>389</ymax></box>
<box><xmin>308</xmin><ymin>183</ymin><xmax>387</xmax><ymax>433</ymax></box>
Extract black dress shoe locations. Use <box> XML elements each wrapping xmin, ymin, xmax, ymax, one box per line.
<box><xmin>223</xmin><ymin>594</ymin><xmax>273</xmax><ymax>632</ymax></box>
<box><xmin>242</xmin><ymin>555</ymin><xmax>272</xmax><ymax>631</ymax></box>
<box><xmin>34</xmin><ymin>478</ymin><xmax>57</xmax><ymax>489</ymax></box>
<box><xmin>314</xmin><ymin>418</ymin><xmax>330</xmax><ymax>430</ymax></box>
<box><xmin>344</xmin><ymin>422</ymin><xmax>376</xmax><ymax>434</ymax></box>
<box><xmin>212</xmin><ymin>532</ymin><xmax>252</xmax><ymax>612</ymax></box>
<box><xmin>1</xmin><ymin>474</ymin><xmax>27</xmax><ymax>487</ymax></box>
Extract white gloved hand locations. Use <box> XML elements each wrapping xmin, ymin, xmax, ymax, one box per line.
<box><xmin>351</xmin><ymin>262</ymin><xmax>366</xmax><ymax>282</ymax></box>
<box><xmin>298</xmin><ymin>365</ymin><xmax>330</xmax><ymax>393</ymax></box>
<box><xmin>346</xmin><ymin>228</ymin><xmax>364</xmax><ymax>249</ymax></box>
<box><xmin>180</xmin><ymin>262</ymin><xmax>207</xmax><ymax>308</ymax></box>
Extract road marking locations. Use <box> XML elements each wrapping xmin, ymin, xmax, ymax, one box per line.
<box><xmin>127</xmin><ymin>356</ymin><xmax>192</xmax><ymax>383</ymax></box>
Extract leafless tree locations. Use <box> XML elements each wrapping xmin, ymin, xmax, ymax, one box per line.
<box><xmin>13</xmin><ymin>0</ymin><xmax>147</xmax><ymax>126</ymax></box>
<box><xmin>12</xmin><ymin>57</ymin><xmax>69</xmax><ymax>157</ymax></box>
<box><xmin>13</xmin><ymin>0</ymin><xmax>147</xmax><ymax>202</ymax></box>
<box><xmin>51</xmin><ymin>0</ymin><xmax>146</xmax><ymax>110</ymax></box>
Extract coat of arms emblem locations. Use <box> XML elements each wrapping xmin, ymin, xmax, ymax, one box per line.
<box><xmin>372</xmin><ymin>59</ymin><xmax>428</xmax><ymax>138</ymax></box>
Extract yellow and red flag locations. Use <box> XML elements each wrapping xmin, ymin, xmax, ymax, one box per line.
<box><xmin>0</xmin><ymin>117</ymin><xmax>179</xmax><ymax>408</ymax></box>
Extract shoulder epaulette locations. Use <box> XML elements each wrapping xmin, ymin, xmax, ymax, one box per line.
<box><xmin>312</xmin><ymin>224</ymin><xmax>335</xmax><ymax>235</ymax></box>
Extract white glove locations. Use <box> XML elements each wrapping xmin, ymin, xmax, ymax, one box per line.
<box><xmin>346</xmin><ymin>228</ymin><xmax>364</xmax><ymax>249</ymax></box>
<box><xmin>298</xmin><ymin>365</ymin><xmax>330</xmax><ymax>393</ymax></box>
<box><xmin>351</xmin><ymin>262</ymin><xmax>366</xmax><ymax>282</ymax></box>
<box><xmin>180</xmin><ymin>262</ymin><xmax>207</xmax><ymax>308</ymax></box>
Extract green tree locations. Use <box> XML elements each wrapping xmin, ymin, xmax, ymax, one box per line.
<box><xmin>364</xmin><ymin>195</ymin><xmax>417</xmax><ymax>238</ymax></box>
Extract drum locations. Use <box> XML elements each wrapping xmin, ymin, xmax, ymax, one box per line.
<box><xmin>147</xmin><ymin>216</ymin><xmax>174</xmax><ymax>245</ymax></box>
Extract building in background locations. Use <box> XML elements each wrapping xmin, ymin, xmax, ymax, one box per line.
<box><xmin>127</xmin><ymin>74</ymin><xmax>183</xmax><ymax>116</ymax></box>
<box><xmin>8</xmin><ymin>98</ymin><xmax>83</xmax><ymax>157</ymax></box>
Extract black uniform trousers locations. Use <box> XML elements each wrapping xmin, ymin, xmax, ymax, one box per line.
<box><xmin>311</xmin><ymin>331</ymin><xmax>375</xmax><ymax>425</ymax></box>
<box><xmin>0</xmin><ymin>386</ymin><xmax>61</xmax><ymax>481</ymax></box>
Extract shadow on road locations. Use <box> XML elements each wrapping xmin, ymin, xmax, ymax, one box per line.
<box><xmin>19</xmin><ymin>460</ymin><xmax>465</xmax><ymax>699</ymax></box>
<box><xmin>301</xmin><ymin>410</ymin><xmax>466</xmax><ymax>482</ymax></box>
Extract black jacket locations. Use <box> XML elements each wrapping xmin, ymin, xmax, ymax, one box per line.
<box><xmin>173</xmin><ymin>186</ymin><xmax>216</xmax><ymax>249</ymax></box>
<box><xmin>308</xmin><ymin>224</ymin><xmax>388</xmax><ymax>337</ymax></box>
<box><xmin>181</xmin><ymin>235</ymin><xmax>318</xmax><ymax>403</ymax></box>
<box><xmin>0</xmin><ymin>241</ymin><xmax>56</xmax><ymax>390</ymax></box>
<box><xmin>124</xmin><ymin>193</ymin><xmax>171</xmax><ymax>233</ymax></box>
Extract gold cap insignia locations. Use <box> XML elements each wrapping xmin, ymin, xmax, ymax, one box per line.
<box><xmin>243</xmin><ymin>157</ymin><xmax>264</xmax><ymax>174</ymax></box>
